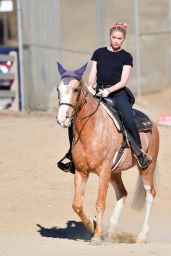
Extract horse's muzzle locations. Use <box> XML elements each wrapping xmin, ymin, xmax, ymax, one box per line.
<box><xmin>56</xmin><ymin>116</ymin><xmax>71</xmax><ymax>128</ymax></box>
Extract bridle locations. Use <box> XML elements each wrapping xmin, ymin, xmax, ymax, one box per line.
<box><xmin>58</xmin><ymin>74</ymin><xmax>102</xmax><ymax>123</ymax></box>
<box><xmin>58</xmin><ymin>75</ymin><xmax>88</xmax><ymax>119</ymax></box>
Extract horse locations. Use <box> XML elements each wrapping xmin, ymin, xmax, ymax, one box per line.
<box><xmin>56</xmin><ymin>62</ymin><xmax>159</xmax><ymax>245</ymax></box>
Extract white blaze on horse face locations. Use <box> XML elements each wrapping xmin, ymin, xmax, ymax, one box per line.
<box><xmin>57</xmin><ymin>81</ymin><xmax>73</xmax><ymax>127</ymax></box>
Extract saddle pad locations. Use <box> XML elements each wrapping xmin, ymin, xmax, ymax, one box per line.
<box><xmin>100</xmin><ymin>101</ymin><xmax>121</xmax><ymax>131</ymax></box>
<box><xmin>100</xmin><ymin>101</ymin><xmax>152</xmax><ymax>132</ymax></box>
<box><xmin>133</xmin><ymin>109</ymin><xmax>153</xmax><ymax>132</ymax></box>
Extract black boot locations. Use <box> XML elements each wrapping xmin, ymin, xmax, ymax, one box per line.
<box><xmin>125</xmin><ymin>131</ymin><xmax>152</xmax><ymax>169</ymax></box>
<box><xmin>57</xmin><ymin>124</ymin><xmax>75</xmax><ymax>174</ymax></box>
<box><xmin>57</xmin><ymin>157</ymin><xmax>75</xmax><ymax>174</ymax></box>
<box><xmin>135</xmin><ymin>152</ymin><xmax>152</xmax><ymax>169</ymax></box>
<box><xmin>57</xmin><ymin>150</ymin><xmax>75</xmax><ymax>174</ymax></box>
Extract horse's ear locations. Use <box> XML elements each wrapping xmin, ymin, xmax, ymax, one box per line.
<box><xmin>75</xmin><ymin>63</ymin><xmax>88</xmax><ymax>78</ymax></box>
<box><xmin>57</xmin><ymin>62</ymin><xmax>66</xmax><ymax>76</ymax></box>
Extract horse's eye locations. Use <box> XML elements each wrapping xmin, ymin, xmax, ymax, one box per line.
<box><xmin>73</xmin><ymin>88</ymin><xmax>78</xmax><ymax>93</ymax></box>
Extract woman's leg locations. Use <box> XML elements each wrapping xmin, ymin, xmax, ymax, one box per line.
<box><xmin>114</xmin><ymin>91</ymin><xmax>141</xmax><ymax>147</ymax></box>
<box><xmin>57</xmin><ymin>123</ymin><xmax>75</xmax><ymax>173</ymax></box>
<box><xmin>112</xmin><ymin>90</ymin><xmax>151</xmax><ymax>169</ymax></box>
<box><xmin>66</xmin><ymin>124</ymin><xmax>73</xmax><ymax>159</ymax></box>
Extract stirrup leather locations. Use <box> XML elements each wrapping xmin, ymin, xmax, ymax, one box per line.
<box><xmin>112</xmin><ymin>140</ymin><xmax>127</xmax><ymax>171</ymax></box>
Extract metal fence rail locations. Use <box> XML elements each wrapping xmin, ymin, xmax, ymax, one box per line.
<box><xmin>0</xmin><ymin>52</ymin><xmax>19</xmax><ymax>110</ymax></box>
<box><xmin>18</xmin><ymin>0</ymin><xmax>171</xmax><ymax>110</ymax></box>
<box><xmin>0</xmin><ymin>54</ymin><xmax>15</xmax><ymax>85</ymax></box>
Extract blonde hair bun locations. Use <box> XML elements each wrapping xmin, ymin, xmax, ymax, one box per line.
<box><xmin>110</xmin><ymin>22</ymin><xmax>128</xmax><ymax>36</ymax></box>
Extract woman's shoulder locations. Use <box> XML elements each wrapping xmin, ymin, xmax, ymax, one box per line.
<box><xmin>93</xmin><ymin>47</ymin><xmax>107</xmax><ymax>54</ymax></box>
<box><xmin>121</xmin><ymin>50</ymin><xmax>133</xmax><ymax>66</ymax></box>
<box><xmin>122</xmin><ymin>49</ymin><xmax>133</xmax><ymax>58</ymax></box>
<box><xmin>91</xmin><ymin>47</ymin><xmax>107</xmax><ymax>60</ymax></box>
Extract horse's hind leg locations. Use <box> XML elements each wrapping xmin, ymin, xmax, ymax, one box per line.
<box><xmin>136</xmin><ymin>124</ymin><xmax>159</xmax><ymax>243</ymax></box>
<box><xmin>72</xmin><ymin>171</ymin><xmax>94</xmax><ymax>234</ymax></box>
<box><xmin>108</xmin><ymin>173</ymin><xmax>127</xmax><ymax>237</ymax></box>
<box><xmin>136</xmin><ymin>162</ymin><xmax>157</xmax><ymax>243</ymax></box>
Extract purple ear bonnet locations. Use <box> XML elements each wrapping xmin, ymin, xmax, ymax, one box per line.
<box><xmin>74</xmin><ymin>63</ymin><xmax>88</xmax><ymax>78</ymax></box>
<box><xmin>57</xmin><ymin>62</ymin><xmax>88</xmax><ymax>84</ymax></box>
<box><xmin>57</xmin><ymin>62</ymin><xmax>66</xmax><ymax>75</ymax></box>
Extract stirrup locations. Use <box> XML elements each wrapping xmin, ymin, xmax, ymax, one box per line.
<box><xmin>57</xmin><ymin>160</ymin><xmax>72</xmax><ymax>173</ymax></box>
<box><xmin>57</xmin><ymin>153</ymin><xmax>75</xmax><ymax>174</ymax></box>
<box><xmin>64</xmin><ymin>151</ymin><xmax>72</xmax><ymax>160</ymax></box>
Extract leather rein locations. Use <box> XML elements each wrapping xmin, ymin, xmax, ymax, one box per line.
<box><xmin>58</xmin><ymin>74</ymin><xmax>102</xmax><ymax>147</ymax></box>
<box><xmin>59</xmin><ymin>74</ymin><xmax>102</xmax><ymax>121</ymax></box>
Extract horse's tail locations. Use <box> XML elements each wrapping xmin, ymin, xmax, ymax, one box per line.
<box><xmin>131</xmin><ymin>174</ymin><xmax>145</xmax><ymax>211</ymax></box>
<box><xmin>132</xmin><ymin>161</ymin><xmax>159</xmax><ymax>211</ymax></box>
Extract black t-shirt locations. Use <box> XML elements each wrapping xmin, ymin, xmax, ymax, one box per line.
<box><xmin>91</xmin><ymin>47</ymin><xmax>133</xmax><ymax>88</ymax></box>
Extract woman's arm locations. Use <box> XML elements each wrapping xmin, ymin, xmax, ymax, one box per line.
<box><xmin>108</xmin><ymin>65</ymin><xmax>132</xmax><ymax>93</ymax></box>
<box><xmin>87</xmin><ymin>61</ymin><xmax>97</xmax><ymax>88</ymax></box>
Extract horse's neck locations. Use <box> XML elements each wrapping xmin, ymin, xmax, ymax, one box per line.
<box><xmin>73</xmin><ymin>86</ymin><xmax>119</xmax><ymax>148</ymax></box>
<box><xmin>74</xmin><ymin>88</ymin><xmax>100</xmax><ymax>133</ymax></box>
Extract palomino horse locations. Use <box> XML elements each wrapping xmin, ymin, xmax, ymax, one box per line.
<box><xmin>56</xmin><ymin>63</ymin><xmax>159</xmax><ymax>245</ymax></box>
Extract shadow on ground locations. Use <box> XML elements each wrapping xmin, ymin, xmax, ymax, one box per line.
<box><xmin>37</xmin><ymin>220</ymin><xmax>92</xmax><ymax>241</ymax></box>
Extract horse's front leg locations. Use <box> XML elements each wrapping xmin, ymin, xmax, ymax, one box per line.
<box><xmin>72</xmin><ymin>170</ymin><xmax>94</xmax><ymax>234</ymax></box>
<box><xmin>90</xmin><ymin>170</ymin><xmax>110</xmax><ymax>245</ymax></box>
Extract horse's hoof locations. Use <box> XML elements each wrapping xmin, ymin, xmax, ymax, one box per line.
<box><xmin>106</xmin><ymin>226</ymin><xmax>117</xmax><ymax>241</ymax></box>
<box><xmin>90</xmin><ymin>236</ymin><xmax>101</xmax><ymax>246</ymax></box>
<box><xmin>107</xmin><ymin>232</ymin><xmax>113</xmax><ymax>241</ymax></box>
<box><xmin>136</xmin><ymin>235</ymin><xmax>147</xmax><ymax>243</ymax></box>
<box><xmin>87</xmin><ymin>218</ymin><xmax>96</xmax><ymax>234</ymax></box>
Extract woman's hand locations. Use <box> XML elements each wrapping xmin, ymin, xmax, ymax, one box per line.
<box><xmin>96</xmin><ymin>88</ymin><xmax>110</xmax><ymax>97</ymax></box>
<box><xmin>87</xmin><ymin>84</ymin><xmax>96</xmax><ymax>95</ymax></box>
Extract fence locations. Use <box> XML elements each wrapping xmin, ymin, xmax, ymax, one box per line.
<box><xmin>0</xmin><ymin>51</ymin><xmax>19</xmax><ymax>110</ymax></box>
<box><xmin>18</xmin><ymin>0</ymin><xmax>171</xmax><ymax>111</ymax></box>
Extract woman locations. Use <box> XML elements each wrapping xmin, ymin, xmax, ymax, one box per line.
<box><xmin>58</xmin><ymin>22</ymin><xmax>151</xmax><ymax>172</ymax></box>
<box><xmin>88</xmin><ymin>21</ymin><xmax>151</xmax><ymax>169</ymax></box>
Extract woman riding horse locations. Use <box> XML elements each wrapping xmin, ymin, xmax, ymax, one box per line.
<box><xmin>56</xmin><ymin>61</ymin><xmax>159</xmax><ymax>244</ymax></box>
<box><xmin>58</xmin><ymin>22</ymin><xmax>151</xmax><ymax>173</ymax></box>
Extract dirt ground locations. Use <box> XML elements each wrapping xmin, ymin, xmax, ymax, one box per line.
<box><xmin>0</xmin><ymin>89</ymin><xmax>171</xmax><ymax>256</ymax></box>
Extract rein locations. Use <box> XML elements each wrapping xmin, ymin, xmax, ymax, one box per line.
<box><xmin>59</xmin><ymin>75</ymin><xmax>101</xmax><ymax>121</ymax></box>
<box><xmin>79</xmin><ymin>84</ymin><xmax>103</xmax><ymax>121</ymax></box>
<box><xmin>79</xmin><ymin>94</ymin><xmax>102</xmax><ymax>121</ymax></box>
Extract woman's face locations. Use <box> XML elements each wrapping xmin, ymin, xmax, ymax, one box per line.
<box><xmin>110</xmin><ymin>30</ymin><xmax>125</xmax><ymax>50</ymax></box>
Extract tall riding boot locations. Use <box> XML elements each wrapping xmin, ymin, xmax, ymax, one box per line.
<box><xmin>126</xmin><ymin>132</ymin><xmax>152</xmax><ymax>169</ymax></box>
<box><xmin>57</xmin><ymin>124</ymin><xmax>75</xmax><ymax>174</ymax></box>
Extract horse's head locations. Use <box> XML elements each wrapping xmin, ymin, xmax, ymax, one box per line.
<box><xmin>56</xmin><ymin>62</ymin><xmax>88</xmax><ymax>128</ymax></box>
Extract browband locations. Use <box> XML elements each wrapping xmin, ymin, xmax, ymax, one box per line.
<box><xmin>62</xmin><ymin>74</ymin><xmax>81</xmax><ymax>81</ymax></box>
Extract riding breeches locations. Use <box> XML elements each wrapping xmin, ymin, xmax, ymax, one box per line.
<box><xmin>105</xmin><ymin>88</ymin><xmax>142</xmax><ymax>148</ymax></box>
<box><xmin>67</xmin><ymin>123</ymin><xmax>73</xmax><ymax>156</ymax></box>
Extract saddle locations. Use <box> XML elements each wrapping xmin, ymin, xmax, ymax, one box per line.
<box><xmin>99</xmin><ymin>98</ymin><xmax>153</xmax><ymax>133</ymax></box>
